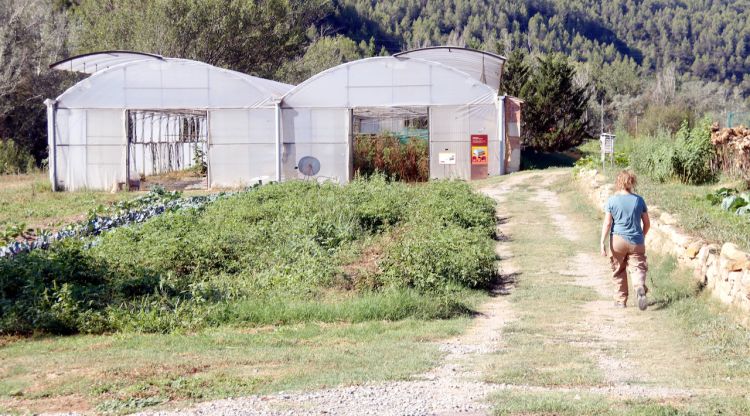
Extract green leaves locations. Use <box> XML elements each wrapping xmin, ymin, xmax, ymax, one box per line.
<box><xmin>631</xmin><ymin>117</ymin><xmax>716</xmax><ymax>185</ymax></box>
<box><xmin>1</xmin><ymin>177</ymin><xmax>497</xmax><ymax>334</ymax></box>
<box><xmin>514</xmin><ymin>53</ymin><xmax>592</xmax><ymax>152</ymax></box>
<box><xmin>706</xmin><ymin>188</ymin><xmax>750</xmax><ymax>218</ymax></box>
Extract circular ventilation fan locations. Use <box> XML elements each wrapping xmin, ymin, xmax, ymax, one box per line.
<box><xmin>297</xmin><ymin>156</ymin><xmax>321</xmax><ymax>177</ymax></box>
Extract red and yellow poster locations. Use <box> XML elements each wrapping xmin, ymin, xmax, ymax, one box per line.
<box><xmin>471</xmin><ymin>134</ymin><xmax>488</xmax><ymax>165</ymax></box>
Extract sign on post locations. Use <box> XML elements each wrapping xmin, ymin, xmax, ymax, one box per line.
<box><xmin>470</xmin><ymin>134</ymin><xmax>488</xmax><ymax>179</ymax></box>
<box><xmin>599</xmin><ymin>133</ymin><xmax>615</xmax><ymax>170</ymax></box>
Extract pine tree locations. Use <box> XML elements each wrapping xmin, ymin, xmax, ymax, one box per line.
<box><xmin>520</xmin><ymin>54</ymin><xmax>591</xmax><ymax>151</ymax></box>
<box><xmin>498</xmin><ymin>49</ymin><xmax>530</xmax><ymax>97</ymax></box>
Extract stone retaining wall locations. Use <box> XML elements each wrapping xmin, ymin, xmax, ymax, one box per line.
<box><xmin>575</xmin><ymin>169</ymin><xmax>750</xmax><ymax>317</ymax></box>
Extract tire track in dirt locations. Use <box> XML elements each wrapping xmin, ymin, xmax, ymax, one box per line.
<box><xmin>532</xmin><ymin>174</ymin><xmax>695</xmax><ymax>400</ymax></box>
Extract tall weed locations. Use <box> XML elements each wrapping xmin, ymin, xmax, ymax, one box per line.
<box><xmin>0</xmin><ymin>139</ymin><xmax>36</xmax><ymax>174</ymax></box>
<box><xmin>629</xmin><ymin>118</ymin><xmax>715</xmax><ymax>185</ymax></box>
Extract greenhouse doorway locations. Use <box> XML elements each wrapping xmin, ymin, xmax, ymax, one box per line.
<box><xmin>126</xmin><ymin>109</ymin><xmax>208</xmax><ymax>190</ymax></box>
<box><xmin>351</xmin><ymin>107</ymin><xmax>429</xmax><ymax>182</ymax></box>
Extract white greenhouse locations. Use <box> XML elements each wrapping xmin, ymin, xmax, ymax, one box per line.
<box><xmin>46</xmin><ymin>47</ymin><xmax>522</xmax><ymax>191</ymax></box>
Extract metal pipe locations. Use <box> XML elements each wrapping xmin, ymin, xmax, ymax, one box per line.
<box><xmin>274</xmin><ymin>100</ymin><xmax>282</xmax><ymax>182</ymax></box>
<box><xmin>498</xmin><ymin>95</ymin><xmax>506</xmax><ymax>175</ymax></box>
<box><xmin>44</xmin><ymin>99</ymin><xmax>58</xmax><ymax>191</ymax></box>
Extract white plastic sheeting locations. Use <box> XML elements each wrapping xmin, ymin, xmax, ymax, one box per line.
<box><xmin>281</xmin><ymin>108</ymin><xmax>350</xmax><ymax>183</ymax></box>
<box><xmin>429</xmin><ymin>104</ymin><xmax>500</xmax><ymax>180</ymax></box>
<box><xmin>55</xmin><ymin>58</ymin><xmax>291</xmax><ymax>110</ymax></box>
<box><xmin>52</xmin><ymin>108</ymin><xmax>126</xmax><ymax>190</ymax></box>
<box><xmin>280</xmin><ymin>56</ymin><xmax>503</xmax><ymax>182</ymax></box>
<box><xmin>394</xmin><ymin>47</ymin><xmax>505</xmax><ymax>92</ymax></box>
<box><xmin>48</xmin><ymin>56</ymin><xmax>292</xmax><ymax>190</ymax></box>
<box><xmin>209</xmin><ymin>108</ymin><xmax>277</xmax><ymax>187</ymax></box>
<box><xmin>47</xmin><ymin>50</ymin><xmax>515</xmax><ymax>190</ymax></box>
<box><xmin>282</xmin><ymin>57</ymin><xmax>498</xmax><ymax>108</ymax></box>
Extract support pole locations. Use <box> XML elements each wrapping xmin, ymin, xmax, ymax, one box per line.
<box><xmin>498</xmin><ymin>95</ymin><xmax>506</xmax><ymax>175</ymax></box>
<box><xmin>44</xmin><ymin>99</ymin><xmax>58</xmax><ymax>191</ymax></box>
<box><xmin>274</xmin><ymin>100</ymin><xmax>282</xmax><ymax>182</ymax></box>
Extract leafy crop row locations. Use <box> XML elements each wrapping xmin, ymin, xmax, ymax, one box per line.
<box><xmin>0</xmin><ymin>186</ymin><xmax>236</xmax><ymax>258</ymax></box>
<box><xmin>706</xmin><ymin>188</ymin><xmax>750</xmax><ymax>218</ymax></box>
<box><xmin>0</xmin><ymin>176</ymin><xmax>497</xmax><ymax>334</ymax></box>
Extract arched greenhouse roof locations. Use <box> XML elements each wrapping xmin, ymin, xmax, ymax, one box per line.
<box><xmin>50</xmin><ymin>50</ymin><xmax>166</xmax><ymax>74</ymax></box>
<box><xmin>54</xmin><ymin>57</ymin><xmax>293</xmax><ymax>109</ymax></box>
<box><xmin>394</xmin><ymin>46</ymin><xmax>506</xmax><ymax>92</ymax></box>
<box><xmin>281</xmin><ymin>56</ymin><xmax>498</xmax><ymax>108</ymax></box>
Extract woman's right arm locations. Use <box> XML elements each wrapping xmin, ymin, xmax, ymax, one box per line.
<box><xmin>600</xmin><ymin>212</ymin><xmax>613</xmax><ymax>257</ymax></box>
<box><xmin>641</xmin><ymin>212</ymin><xmax>650</xmax><ymax>236</ymax></box>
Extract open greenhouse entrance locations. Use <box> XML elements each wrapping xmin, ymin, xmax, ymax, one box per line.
<box><xmin>352</xmin><ymin>107</ymin><xmax>430</xmax><ymax>182</ymax></box>
<box><xmin>126</xmin><ymin>109</ymin><xmax>208</xmax><ymax>190</ymax></box>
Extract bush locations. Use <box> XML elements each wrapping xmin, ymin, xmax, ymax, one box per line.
<box><xmin>0</xmin><ymin>177</ymin><xmax>497</xmax><ymax>334</ymax></box>
<box><xmin>629</xmin><ymin>133</ymin><xmax>676</xmax><ymax>183</ymax></box>
<box><xmin>629</xmin><ymin>118</ymin><xmax>715</xmax><ymax>185</ymax></box>
<box><xmin>672</xmin><ymin>119</ymin><xmax>715</xmax><ymax>184</ymax></box>
<box><xmin>353</xmin><ymin>135</ymin><xmax>429</xmax><ymax>182</ymax></box>
<box><xmin>637</xmin><ymin>104</ymin><xmax>694</xmax><ymax>136</ymax></box>
<box><xmin>0</xmin><ymin>139</ymin><xmax>36</xmax><ymax>174</ymax></box>
<box><xmin>379</xmin><ymin>181</ymin><xmax>497</xmax><ymax>291</ymax></box>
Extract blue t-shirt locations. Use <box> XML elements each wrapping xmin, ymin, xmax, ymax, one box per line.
<box><xmin>605</xmin><ymin>193</ymin><xmax>648</xmax><ymax>245</ymax></box>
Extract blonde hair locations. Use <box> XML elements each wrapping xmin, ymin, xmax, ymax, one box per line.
<box><xmin>615</xmin><ymin>170</ymin><xmax>637</xmax><ymax>192</ymax></box>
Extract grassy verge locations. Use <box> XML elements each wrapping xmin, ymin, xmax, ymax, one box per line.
<box><xmin>0</xmin><ymin>318</ymin><xmax>467</xmax><ymax>414</ymax></box>
<box><xmin>0</xmin><ymin>173</ymin><xmax>134</xmax><ymax>230</ymax></box>
<box><xmin>493</xmin><ymin>390</ymin><xmax>677</xmax><ymax>416</ymax></box>
<box><xmin>578</xmin><ymin>133</ymin><xmax>750</xmax><ymax>250</ymax></box>
<box><xmin>630</xmin><ymin>174</ymin><xmax>750</xmax><ymax>250</ymax></box>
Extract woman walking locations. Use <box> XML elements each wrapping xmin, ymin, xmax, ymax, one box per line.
<box><xmin>600</xmin><ymin>170</ymin><xmax>651</xmax><ymax>310</ymax></box>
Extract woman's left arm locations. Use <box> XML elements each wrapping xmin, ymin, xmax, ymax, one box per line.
<box><xmin>600</xmin><ymin>212</ymin><xmax>613</xmax><ymax>257</ymax></box>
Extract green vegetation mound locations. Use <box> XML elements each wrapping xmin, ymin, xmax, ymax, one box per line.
<box><xmin>0</xmin><ymin>177</ymin><xmax>497</xmax><ymax>335</ymax></box>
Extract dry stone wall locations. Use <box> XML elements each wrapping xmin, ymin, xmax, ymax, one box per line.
<box><xmin>575</xmin><ymin>169</ymin><xmax>750</xmax><ymax>318</ymax></box>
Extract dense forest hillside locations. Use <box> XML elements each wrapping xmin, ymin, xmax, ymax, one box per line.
<box><xmin>2</xmin><ymin>0</ymin><xmax>750</xmax><ymax>163</ymax></box>
<box><xmin>329</xmin><ymin>0</ymin><xmax>750</xmax><ymax>87</ymax></box>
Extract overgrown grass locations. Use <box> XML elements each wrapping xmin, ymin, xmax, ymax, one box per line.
<box><xmin>577</xmin><ymin>130</ymin><xmax>750</xmax><ymax>250</ymax></box>
<box><xmin>482</xmin><ymin>178</ymin><xmax>605</xmax><ymax>388</ymax></box>
<box><xmin>1</xmin><ymin>176</ymin><xmax>497</xmax><ymax>334</ymax></box>
<box><xmin>0</xmin><ymin>173</ymin><xmax>135</xmax><ymax>230</ymax></box>
<box><xmin>0</xmin><ymin>318</ymin><xmax>468</xmax><ymax>414</ymax></box>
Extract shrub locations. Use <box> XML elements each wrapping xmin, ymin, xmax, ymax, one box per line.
<box><xmin>637</xmin><ymin>104</ymin><xmax>694</xmax><ymax>136</ymax></box>
<box><xmin>672</xmin><ymin>119</ymin><xmax>715</xmax><ymax>184</ymax></box>
<box><xmin>629</xmin><ymin>118</ymin><xmax>715</xmax><ymax>185</ymax></box>
<box><xmin>0</xmin><ymin>178</ymin><xmax>497</xmax><ymax>334</ymax></box>
<box><xmin>629</xmin><ymin>133</ymin><xmax>676</xmax><ymax>183</ymax></box>
<box><xmin>0</xmin><ymin>139</ymin><xmax>36</xmax><ymax>174</ymax></box>
<box><xmin>353</xmin><ymin>135</ymin><xmax>429</xmax><ymax>182</ymax></box>
<box><xmin>380</xmin><ymin>224</ymin><xmax>496</xmax><ymax>291</ymax></box>
<box><xmin>379</xmin><ymin>181</ymin><xmax>497</xmax><ymax>291</ymax></box>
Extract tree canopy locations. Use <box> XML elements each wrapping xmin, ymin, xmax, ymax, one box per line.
<box><xmin>2</xmin><ymin>0</ymin><xmax>750</xmax><ymax>162</ymax></box>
